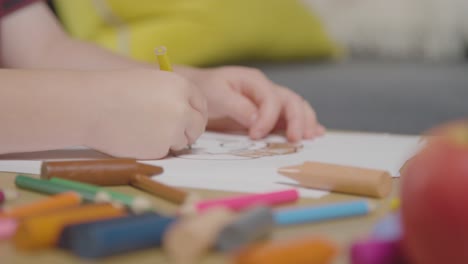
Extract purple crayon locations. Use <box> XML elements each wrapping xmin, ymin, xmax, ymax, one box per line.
<box><xmin>350</xmin><ymin>239</ymin><xmax>407</xmax><ymax>264</ymax></box>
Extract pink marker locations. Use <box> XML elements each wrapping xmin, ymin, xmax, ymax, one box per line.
<box><xmin>0</xmin><ymin>218</ymin><xmax>17</xmax><ymax>240</ymax></box>
<box><xmin>196</xmin><ymin>189</ymin><xmax>299</xmax><ymax>212</ymax></box>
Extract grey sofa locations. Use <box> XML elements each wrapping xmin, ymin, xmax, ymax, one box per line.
<box><xmin>252</xmin><ymin>60</ymin><xmax>468</xmax><ymax>135</ymax></box>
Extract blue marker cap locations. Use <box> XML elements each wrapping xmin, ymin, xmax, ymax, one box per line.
<box><xmin>274</xmin><ymin>200</ymin><xmax>373</xmax><ymax>226</ymax></box>
<box><xmin>59</xmin><ymin>212</ymin><xmax>176</xmax><ymax>258</ymax></box>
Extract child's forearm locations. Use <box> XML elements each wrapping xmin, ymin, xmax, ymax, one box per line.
<box><xmin>1</xmin><ymin>1</ymin><xmax>148</xmax><ymax>70</ymax></box>
<box><xmin>0</xmin><ymin>69</ymin><xmax>99</xmax><ymax>154</ymax></box>
<box><xmin>1</xmin><ymin>2</ymin><xmax>199</xmax><ymax>75</ymax></box>
<box><xmin>34</xmin><ymin>37</ymin><xmax>208</xmax><ymax>84</ymax></box>
<box><xmin>35</xmin><ymin>37</ymin><xmax>148</xmax><ymax>70</ymax></box>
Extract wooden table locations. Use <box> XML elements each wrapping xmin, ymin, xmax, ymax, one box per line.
<box><xmin>0</xmin><ymin>172</ymin><xmax>400</xmax><ymax>264</ymax></box>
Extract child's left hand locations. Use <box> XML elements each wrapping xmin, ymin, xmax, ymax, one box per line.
<box><xmin>178</xmin><ymin>66</ymin><xmax>325</xmax><ymax>142</ymax></box>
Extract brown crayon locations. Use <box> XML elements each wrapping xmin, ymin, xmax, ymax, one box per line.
<box><xmin>40</xmin><ymin>159</ymin><xmax>163</xmax><ymax>186</ymax></box>
<box><xmin>278</xmin><ymin>161</ymin><xmax>392</xmax><ymax>198</ymax></box>
<box><xmin>130</xmin><ymin>174</ymin><xmax>188</xmax><ymax>205</ymax></box>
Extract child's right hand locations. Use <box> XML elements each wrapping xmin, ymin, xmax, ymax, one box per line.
<box><xmin>84</xmin><ymin>69</ymin><xmax>207</xmax><ymax>159</ymax></box>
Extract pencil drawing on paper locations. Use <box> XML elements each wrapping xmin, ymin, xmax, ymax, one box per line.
<box><xmin>172</xmin><ymin>133</ymin><xmax>303</xmax><ymax>160</ymax></box>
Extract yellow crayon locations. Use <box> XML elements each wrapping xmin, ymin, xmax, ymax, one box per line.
<box><xmin>154</xmin><ymin>46</ymin><xmax>173</xmax><ymax>72</ymax></box>
<box><xmin>154</xmin><ymin>46</ymin><xmax>192</xmax><ymax>150</ymax></box>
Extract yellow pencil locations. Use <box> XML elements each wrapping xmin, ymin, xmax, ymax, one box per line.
<box><xmin>154</xmin><ymin>46</ymin><xmax>173</xmax><ymax>72</ymax></box>
<box><xmin>154</xmin><ymin>46</ymin><xmax>192</xmax><ymax>150</ymax></box>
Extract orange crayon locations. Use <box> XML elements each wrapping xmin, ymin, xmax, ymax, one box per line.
<box><xmin>234</xmin><ymin>238</ymin><xmax>337</xmax><ymax>264</ymax></box>
<box><xmin>14</xmin><ymin>203</ymin><xmax>126</xmax><ymax>250</ymax></box>
<box><xmin>0</xmin><ymin>192</ymin><xmax>81</xmax><ymax>219</ymax></box>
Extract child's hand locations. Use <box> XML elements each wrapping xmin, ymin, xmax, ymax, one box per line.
<box><xmin>85</xmin><ymin>69</ymin><xmax>207</xmax><ymax>159</ymax></box>
<box><xmin>179</xmin><ymin>66</ymin><xmax>325</xmax><ymax>142</ymax></box>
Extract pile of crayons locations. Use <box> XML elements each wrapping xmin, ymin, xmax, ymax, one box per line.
<box><xmin>0</xmin><ymin>159</ymin><xmax>384</xmax><ymax>263</ymax></box>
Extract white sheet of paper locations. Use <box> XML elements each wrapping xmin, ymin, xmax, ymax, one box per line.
<box><xmin>0</xmin><ymin>131</ymin><xmax>421</xmax><ymax>199</ymax></box>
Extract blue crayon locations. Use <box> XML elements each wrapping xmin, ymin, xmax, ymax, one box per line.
<box><xmin>60</xmin><ymin>212</ymin><xmax>176</xmax><ymax>258</ymax></box>
<box><xmin>274</xmin><ymin>200</ymin><xmax>373</xmax><ymax>226</ymax></box>
<box><xmin>58</xmin><ymin>212</ymin><xmax>156</xmax><ymax>249</ymax></box>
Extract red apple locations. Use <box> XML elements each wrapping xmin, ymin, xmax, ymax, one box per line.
<box><xmin>401</xmin><ymin>120</ymin><xmax>468</xmax><ymax>264</ymax></box>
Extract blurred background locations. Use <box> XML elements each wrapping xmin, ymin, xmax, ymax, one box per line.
<box><xmin>49</xmin><ymin>0</ymin><xmax>468</xmax><ymax>135</ymax></box>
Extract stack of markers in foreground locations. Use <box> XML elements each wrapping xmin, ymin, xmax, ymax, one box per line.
<box><xmin>0</xmin><ymin>159</ymin><xmax>381</xmax><ymax>264</ymax></box>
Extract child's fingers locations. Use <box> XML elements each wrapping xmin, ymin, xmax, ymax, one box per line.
<box><xmin>206</xmin><ymin>118</ymin><xmax>247</xmax><ymax>132</ymax></box>
<box><xmin>222</xmin><ymin>92</ymin><xmax>258</xmax><ymax>129</ymax></box>
<box><xmin>278</xmin><ymin>87</ymin><xmax>305</xmax><ymax>142</ymax></box>
<box><xmin>168</xmin><ymin>90</ymin><xmax>208</xmax><ymax>148</ymax></box>
<box><xmin>185</xmin><ymin>106</ymin><xmax>207</xmax><ymax>145</ymax></box>
<box><xmin>170</xmin><ymin>130</ymin><xmax>189</xmax><ymax>151</ymax></box>
<box><xmin>302</xmin><ymin>100</ymin><xmax>320</xmax><ymax>139</ymax></box>
<box><xmin>184</xmin><ymin>89</ymin><xmax>208</xmax><ymax>145</ymax></box>
<box><xmin>170</xmin><ymin>106</ymin><xmax>205</xmax><ymax>151</ymax></box>
<box><xmin>188</xmin><ymin>87</ymin><xmax>208</xmax><ymax>124</ymax></box>
<box><xmin>249</xmin><ymin>92</ymin><xmax>282</xmax><ymax>139</ymax></box>
<box><xmin>317</xmin><ymin>124</ymin><xmax>326</xmax><ymax>136</ymax></box>
<box><xmin>236</xmin><ymin>75</ymin><xmax>281</xmax><ymax>139</ymax></box>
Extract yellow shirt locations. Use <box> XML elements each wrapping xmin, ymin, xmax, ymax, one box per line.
<box><xmin>53</xmin><ymin>0</ymin><xmax>339</xmax><ymax>66</ymax></box>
